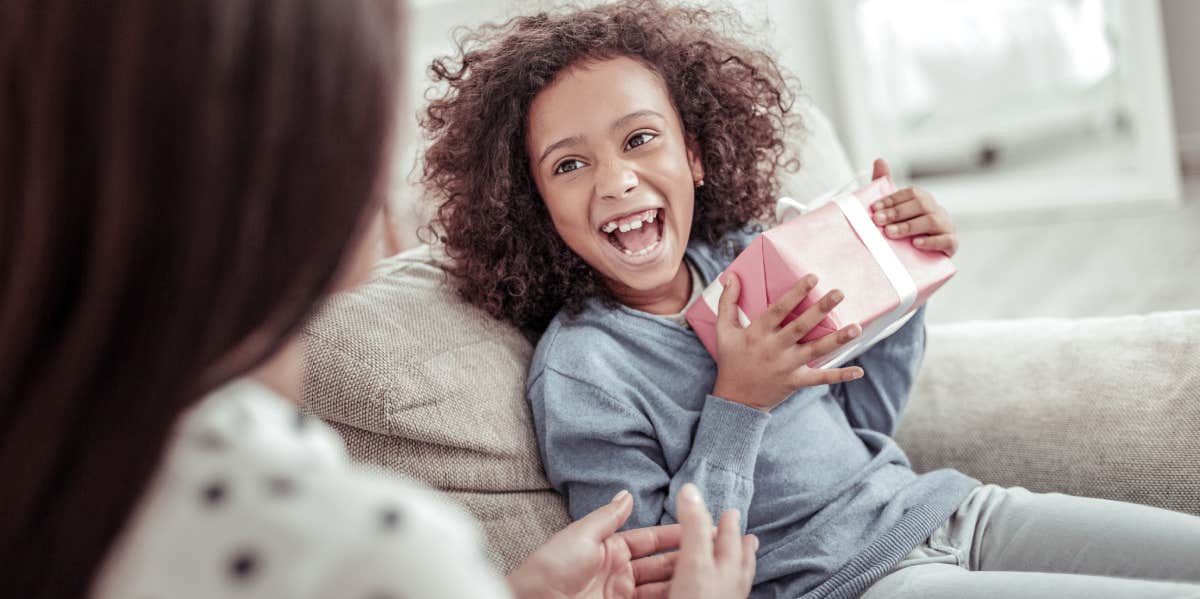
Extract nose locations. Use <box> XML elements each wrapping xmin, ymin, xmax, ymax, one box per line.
<box><xmin>594</xmin><ymin>158</ymin><xmax>638</xmax><ymax>201</ymax></box>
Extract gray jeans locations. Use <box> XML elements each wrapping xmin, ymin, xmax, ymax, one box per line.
<box><xmin>860</xmin><ymin>485</ymin><xmax>1200</xmax><ymax>598</ymax></box>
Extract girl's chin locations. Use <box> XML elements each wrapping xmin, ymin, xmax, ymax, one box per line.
<box><xmin>603</xmin><ymin>254</ymin><xmax>687</xmax><ymax>296</ymax></box>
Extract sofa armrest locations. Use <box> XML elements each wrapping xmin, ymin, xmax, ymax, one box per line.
<box><xmin>898</xmin><ymin>310</ymin><xmax>1200</xmax><ymax>516</ymax></box>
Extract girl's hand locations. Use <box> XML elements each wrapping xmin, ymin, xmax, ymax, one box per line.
<box><xmin>664</xmin><ymin>484</ymin><xmax>757</xmax><ymax>599</ymax></box>
<box><xmin>868</xmin><ymin>158</ymin><xmax>958</xmax><ymax>257</ymax></box>
<box><xmin>711</xmin><ymin>273</ymin><xmax>865</xmax><ymax>411</ymax></box>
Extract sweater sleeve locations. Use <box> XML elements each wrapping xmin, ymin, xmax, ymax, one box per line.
<box><xmin>530</xmin><ymin>368</ymin><xmax>770</xmax><ymax>532</ymax></box>
<box><xmin>831</xmin><ymin>305</ymin><xmax>927</xmax><ymax>437</ymax></box>
<box><xmin>308</xmin><ymin>474</ymin><xmax>514</xmax><ymax>599</ymax></box>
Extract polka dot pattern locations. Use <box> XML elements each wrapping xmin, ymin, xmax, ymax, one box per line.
<box><xmin>91</xmin><ymin>378</ymin><xmax>512</xmax><ymax>599</ymax></box>
<box><xmin>201</xmin><ymin>481</ymin><xmax>227</xmax><ymax>507</ymax></box>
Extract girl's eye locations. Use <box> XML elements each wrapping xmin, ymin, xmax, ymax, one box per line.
<box><xmin>626</xmin><ymin>132</ymin><xmax>656</xmax><ymax>150</ymax></box>
<box><xmin>553</xmin><ymin>159</ymin><xmax>585</xmax><ymax>175</ymax></box>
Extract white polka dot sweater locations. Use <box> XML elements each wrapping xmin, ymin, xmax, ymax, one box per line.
<box><xmin>92</xmin><ymin>378</ymin><xmax>512</xmax><ymax>598</ymax></box>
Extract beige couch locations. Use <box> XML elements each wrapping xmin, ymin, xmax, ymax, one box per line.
<box><xmin>301</xmin><ymin>102</ymin><xmax>1200</xmax><ymax>573</ymax></box>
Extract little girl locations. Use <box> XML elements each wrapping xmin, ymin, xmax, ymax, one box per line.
<box><xmin>421</xmin><ymin>2</ymin><xmax>1200</xmax><ymax>597</ymax></box>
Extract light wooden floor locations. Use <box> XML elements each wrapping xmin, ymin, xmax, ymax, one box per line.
<box><xmin>926</xmin><ymin>175</ymin><xmax>1200</xmax><ymax>324</ymax></box>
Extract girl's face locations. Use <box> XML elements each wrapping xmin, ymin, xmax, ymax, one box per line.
<box><xmin>526</xmin><ymin>56</ymin><xmax>703</xmax><ymax>301</ymax></box>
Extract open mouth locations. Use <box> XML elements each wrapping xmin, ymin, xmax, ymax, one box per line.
<box><xmin>598</xmin><ymin>208</ymin><xmax>664</xmax><ymax>258</ymax></box>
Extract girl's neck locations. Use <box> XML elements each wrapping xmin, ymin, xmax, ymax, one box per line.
<box><xmin>609</xmin><ymin>259</ymin><xmax>692</xmax><ymax>315</ymax></box>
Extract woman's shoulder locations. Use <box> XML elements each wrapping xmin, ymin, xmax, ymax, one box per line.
<box><xmin>93</xmin><ymin>379</ymin><xmax>507</xmax><ymax>599</ymax></box>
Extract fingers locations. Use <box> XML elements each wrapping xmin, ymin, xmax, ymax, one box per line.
<box><xmin>872</xmin><ymin>191</ymin><xmax>954</xmax><ymax>240</ymax></box>
<box><xmin>633</xmin><ymin>581</ymin><xmax>671</xmax><ymax>599</ymax></box>
<box><xmin>714</xmin><ymin>509</ymin><xmax>743</xmax><ymax>564</ymax></box>
<box><xmin>796</xmin><ymin>322</ymin><xmax>862</xmax><ymax>363</ymax></box>
<box><xmin>631</xmin><ymin>550</ymin><xmax>678</xmax><ymax>585</ymax></box>
<box><xmin>872</xmin><ymin>158</ymin><xmax>891</xmax><ymax>180</ymax></box>
<box><xmin>569</xmin><ymin>489</ymin><xmax>633</xmax><ymax>542</ymax></box>
<box><xmin>675</xmin><ymin>483</ymin><xmax>714</xmax><ymax>562</ymax></box>
<box><xmin>754</xmin><ymin>274</ymin><xmax>818</xmax><ymax>333</ymax></box>
<box><xmin>794</xmin><ymin>364</ymin><xmax>865</xmax><ymax>386</ymax></box>
<box><xmin>871</xmin><ymin>187</ymin><xmax>913</xmax><ymax>211</ymax></box>
<box><xmin>620</xmin><ymin>523</ymin><xmax>682</xmax><ymax>559</ymax></box>
<box><xmin>716</xmin><ymin>273</ymin><xmax>743</xmax><ymax>332</ymax></box>
<box><xmin>913</xmin><ymin>233</ymin><xmax>958</xmax><ymax>257</ymax></box>
<box><xmin>741</xmin><ymin>534</ymin><xmax>759</xmax><ymax>589</ymax></box>
<box><xmin>883</xmin><ymin>214</ymin><xmax>942</xmax><ymax>239</ymax></box>
<box><xmin>779</xmin><ymin>288</ymin><xmax>846</xmax><ymax>344</ymax></box>
<box><xmin>872</xmin><ymin>192</ymin><xmax>924</xmax><ymax>225</ymax></box>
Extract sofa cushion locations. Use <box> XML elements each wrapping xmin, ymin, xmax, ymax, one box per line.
<box><xmin>902</xmin><ymin>310</ymin><xmax>1200</xmax><ymax>516</ymax></box>
<box><xmin>302</xmin><ymin>246</ymin><xmax>569</xmax><ymax>573</ymax></box>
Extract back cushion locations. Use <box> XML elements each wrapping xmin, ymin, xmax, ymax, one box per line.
<box><xmin>302</xmin><ymin>246</ymin><xmax>569</xmax><ymax>572</ymax></box>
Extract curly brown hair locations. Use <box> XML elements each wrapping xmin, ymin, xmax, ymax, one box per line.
<box><xmin>421</xmin><ymin>0</ymin><xmax>801</xmax><ymax>333</ymax></box>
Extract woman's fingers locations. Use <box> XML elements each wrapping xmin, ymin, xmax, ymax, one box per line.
<box><xmin>631</xmin><ymin>550</ymin><xmax>678</xmax><ymax>585</ymax></box>
<box><xmin>738</xmin><ymin>535</ymin><xmax>758</xmax><ymax>587</ymax></box>
<box><xmin>675</xmin><ymin>483</ymin><xmax>714</xmax><ymax>562</ymax></box>
<box><xmin>620</xmin><ymin>523</ymin><xmax>682</xmax><ymax>559</ymax></box>
<box><xmin>752</xmin><ymin>274</ymin><xmax>818</xmax><ymax>334</ymax></box>
<box><xmin>713</xmin><ymin>509</ymin><xmax>742</xmax><ymax>564</ymax></box>
<box><xmin>779</xmin><ymin>289</ymin><xmax>846</xmax><ymax>344</ymax></box>
<box><xmin>568</xmin><ymin>489</ymin><xmax>633</xmax><ymax>542</ymax></box>
<box><xmin>633</xmin><ymin>581</ymin><xmax>671</xmax><ymax>599</ymax></box>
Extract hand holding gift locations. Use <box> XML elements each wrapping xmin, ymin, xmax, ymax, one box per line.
<box><xmin>710</xmin><ymin>273</ymin><xmax>866</xmax><ymax>412</ymax></box>
<box><xmin>687</xmin><ymin>158</ymin><xmax>958</xmax><ymax>373</ymax></box>
<box><xmin>868</xmin><ymin>159</ymin><xmax>959</xmax><ymax>258</ymax></box>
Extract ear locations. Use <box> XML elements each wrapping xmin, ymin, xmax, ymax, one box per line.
<box><xmin>686</xmin><ymin>140</ymin><xmax>705</xmax><ymax>185</ymax></box>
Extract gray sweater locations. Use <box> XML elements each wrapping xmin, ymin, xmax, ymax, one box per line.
<box><xmin>528</xmin><ymin>235</ymin><xmax>979</xmax><ymax>598</ymax></box>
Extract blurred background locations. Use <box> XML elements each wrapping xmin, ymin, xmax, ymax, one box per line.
<box><xmin>392</xmin><ymin>0</ymin><xmax>1200</xmax><ymax>324</ymax></box>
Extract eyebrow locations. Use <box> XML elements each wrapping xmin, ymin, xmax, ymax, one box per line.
<box><xmin>536</xmin><ymin>109</ymin><xmax>668</xmax><ymax>167</ymax></box>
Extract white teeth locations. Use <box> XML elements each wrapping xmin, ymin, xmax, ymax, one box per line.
<box><xmin>618</xmin><ymin>239</ymin><xmax>661</xmax><ymax>258</ymax></box>
<box><xmin>601</xmin><ymin>208</ymin><xmax>660</xmax><ymax>234</ymax></box>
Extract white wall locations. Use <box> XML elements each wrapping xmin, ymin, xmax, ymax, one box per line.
<box><xmin>767</xmin><ymin>0</ymin><xmax>1199</xmax><ymax>175</ymax></box>
<box><xmin>1162</xmin><ymin>0</ymin><xmax>1200</xmax><ymax>172</ymax></box>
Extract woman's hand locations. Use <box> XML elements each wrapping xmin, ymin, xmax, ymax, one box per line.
<box><xmin>506</xmin><ymin>490</ymin><xmax>685</xmax><ymax>599</ymax></box>
<box><xmin>711</xmin><ymin>272</ymin><xmax>865</xmax><ymax>411</ymax></box>
<box><xmin>663</xmin><ymin>484</ymin><xmax>757</xmax><ymax>599</ymax></box>
<box><xmin>868</xmin><ymin>159</ymin><xmax>958</xmax><ymax>257</ymax></box>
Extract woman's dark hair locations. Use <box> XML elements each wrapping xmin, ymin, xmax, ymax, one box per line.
<box><xmin>0</xmin><ymin>1</ymin><xmax>403</xmax><ymax>595</ymax></box>
<box><xmin>421</xmin><ymin>0</ymin><xmax>799</xmax><ymax>333</ymax></box>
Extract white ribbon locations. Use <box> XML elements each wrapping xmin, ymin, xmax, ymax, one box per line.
<box><xmin>774</xmin><ymin>196</ymin><xmax>810</xmax><ymax>223</ymax></box>
<box><xmin>813</xmin><ymin>193</ymin><xmax>917</xmax><ymax>368</ymax></box>
<box><xmin>775</xmin><ymin>170</ymin><xmax>873</xmax><ymax>224</ymax></box>
<box><xmin>700</xmin><ymin>278</ymin><xmax>751</xmax><ymax>328</ymax></box>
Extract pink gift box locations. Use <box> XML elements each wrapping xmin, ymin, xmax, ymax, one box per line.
<box><xmin>685</xmin><ymin>176</ymin><xmax>956</xmax><ymax>369</ymax></box>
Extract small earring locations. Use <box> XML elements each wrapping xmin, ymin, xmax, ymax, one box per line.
<box><xmin>695</xmin><ymin>178</ymin><xmax>705</xmax><ymax>188</ymax></box>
